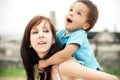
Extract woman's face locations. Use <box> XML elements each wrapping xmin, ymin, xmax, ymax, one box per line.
<box><xmin>30</xmin><ymin>20</ymin><xmax>55</xmax><ymax>58</ymax></box>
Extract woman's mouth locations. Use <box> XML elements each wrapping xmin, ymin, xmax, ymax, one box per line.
<box><xmin>37</xmin><ymin>41</ymin><xmax>46</xmax><ymax>45</ymax></box>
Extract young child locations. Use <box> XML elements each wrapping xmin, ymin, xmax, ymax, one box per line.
<box><xmin>39</xmin><ymin>0</ymin><xmax>102</xmax><ymax>72</ymax></box>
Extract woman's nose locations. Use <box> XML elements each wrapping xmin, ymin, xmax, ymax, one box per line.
<box><xmin>38</xmin><ymin>31</ymin><xmax>44</xmax><ymax>39</ymax></box>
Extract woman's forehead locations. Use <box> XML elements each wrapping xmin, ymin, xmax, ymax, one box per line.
<box><xmin>32</xmin><ymin>20</ymin><xmax>50</xmax><ymax>29</ymax></box>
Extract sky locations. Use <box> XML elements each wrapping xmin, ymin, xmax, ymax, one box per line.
<box><xmin>0</xmin><ymin>0</ymin><xmax>120</xmax><ymax>35</ymax></box>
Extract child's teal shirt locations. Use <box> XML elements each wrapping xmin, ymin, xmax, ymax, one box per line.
<box><xmin>57</xmin><ymin>29</ymin><xmax>100</xmax><ymax>70</ymax></box>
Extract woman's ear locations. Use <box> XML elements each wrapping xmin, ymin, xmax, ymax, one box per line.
<box><xmin>52</xmin><ymin>38</ymin><xmax>55</xmax><ymax>44</ymax></box>
<box><xmin>83</xmin><ymin>23</ymin><xmax>90</xmax><ymax>30</ymax></box>
<box><xmin>29</xmin><ymin>44</ymin><xmax>32</xmax><ymax>48</ymax></box>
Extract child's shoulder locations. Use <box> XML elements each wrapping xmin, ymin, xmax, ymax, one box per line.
<box><xmin>72</xmin><ymin>29</ymin><xmax>86</xmax><ymax>35</ymax></box>
<box><xmin>57</xmin><ymin>29</ymin><xmax>66</xmax><ymax>35</ymax></box>
<box><xmin>58</xmin><ymin>29</ymin><xmax>66</xmax><ymax>32</ymax></box>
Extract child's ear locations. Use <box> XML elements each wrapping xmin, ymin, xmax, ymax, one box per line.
<box><xmin>83</xmin><ymin>23</ymin><xmax>90</xmax><ymax>30</ymax></box>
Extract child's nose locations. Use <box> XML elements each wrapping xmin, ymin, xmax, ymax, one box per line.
<box><xmin>69</xmin><ymin>12</ymin><xmax>74</xmax><ymax>16</ymax></box>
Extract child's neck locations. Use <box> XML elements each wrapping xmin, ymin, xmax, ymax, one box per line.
<box><xmin>65</xmin><ymin>31</ymin><xmax>71</xmax><ymax>36</ymax></box>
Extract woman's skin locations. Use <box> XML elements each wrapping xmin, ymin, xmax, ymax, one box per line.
<box><xmin>20</xmin><ymin>16</ymin><xmax>60</xmax><ymax>80</ymax></box>
<box><xmin>30</xmin><ymin>20</ymin><xmax>55</xmax><ymax>59</ymax></box>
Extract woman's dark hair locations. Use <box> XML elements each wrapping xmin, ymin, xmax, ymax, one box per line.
<box><xmin>76</xmin><ymin>0</ymin><xmax>98</xmax><ymax>32</ymax></box>
<box><xmin>20</xmin><ymin>15</ymin><xmax>62</xmax><ymax>80</ymax></box>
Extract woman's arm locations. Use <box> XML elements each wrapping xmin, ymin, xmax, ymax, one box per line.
<box><xmin>59</xmin><ymin>58</ymin><xmax>119</xmax><ymax>80</ymax></box>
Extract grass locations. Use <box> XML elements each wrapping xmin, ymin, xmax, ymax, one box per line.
<box><xmin>0</xmin><ymin>67</ymin><xmax>26</xmax><ymax>77</ymax></box>
<box><xmin>0</xmin><ymin>67</ymin><xmax>120</xmax><ymax>79</ymax></box>
<box><xmin>104</xmin><ymin>68</ymin><xmax>120</xmax><ymax>78</ymax></box>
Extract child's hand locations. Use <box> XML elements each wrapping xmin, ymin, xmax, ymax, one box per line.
<box><xmin>38</xmin><ymin>60</ymin><xmax>48</xmax><ymax>73</ymax></box>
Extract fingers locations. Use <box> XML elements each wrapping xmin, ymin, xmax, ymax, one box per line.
<box><xmin>38</xmin><ymin>65</ymin><xmax>45</xmax><ymax>73</ymax></box>
<box><xmin>38</xmin><ymin>60</ymin><xmax>46</xmax><ymax>73</ymax></box>
<box><xmin>38</xmin><ymin>68</ymin><xmax>45</xmax><ymax>73</ymax></box>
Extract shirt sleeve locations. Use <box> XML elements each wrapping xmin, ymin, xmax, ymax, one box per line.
<box><xmin>66</xmin><ymin>30</ymin><xmax>86</xmax><ymax>46</ymax></box>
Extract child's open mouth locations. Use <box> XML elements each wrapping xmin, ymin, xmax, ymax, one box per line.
<box><xmin>66</xmin><ymin>18</ymin><xmax>72</xmax><ymax>23</ymax></box>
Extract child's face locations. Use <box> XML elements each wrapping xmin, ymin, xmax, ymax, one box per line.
<box><xmin>65</xmin><ymin>2</ymin><xmax>90</xmax><ymax>33</ymax></box>
<box><xmin>30</xmin><ymin>20</ymin><xmax>55</xmax><ymax>58</ymax></box>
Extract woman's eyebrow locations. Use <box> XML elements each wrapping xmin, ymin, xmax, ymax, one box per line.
<box><xmin>43</xmin><ymin>25</ymin><xmax>50</xmax><ymax>29</ymax></box>
<box><xmin>31</xmin><ymin>27</ymin><xmax>37</xmax><ymax>29</ymax></box>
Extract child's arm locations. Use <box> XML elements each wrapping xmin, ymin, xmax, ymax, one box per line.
<box><xmin>38</xmin><ymin>44</ymin><xmax>79</xmax><ymax>71</ymax></box>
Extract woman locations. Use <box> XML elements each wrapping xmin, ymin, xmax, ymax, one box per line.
<box><xmin>20</xmin><ymin>15</ymin><xmax>119</xmax><ymax>80</ymax></box>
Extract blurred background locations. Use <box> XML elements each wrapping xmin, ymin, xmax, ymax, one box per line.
<box><xmin>0</xmin><ymin>0</ymin><xmax>120</xmax><ymax>80</ymax></box>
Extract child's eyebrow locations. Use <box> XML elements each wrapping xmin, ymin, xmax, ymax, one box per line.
<box><xmin>78</xmin><ymin>9</ymin><xmax>84</xmax><ymax>14</ymax></box>
<box><xmin>70</xmin><ymin>5</ymin><xmax>73</xmax><ymax>8</ymax></box>
<box><xmin>78</xmin><ymin>8</ymin><xmax>87</xmax><ymax>16</ymax></box>
<box><xmin>70</xmin><ymin>5</ymin><xmax>84</xmax><ymax>13</ymax></box>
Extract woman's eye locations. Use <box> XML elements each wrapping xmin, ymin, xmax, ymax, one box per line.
<box><xmin>32</xmin><ymin>31</ymin><xmax>38</xmax><ymax>34</ymax></box>
<box><xmin>43</xmin><ymin>30</ymin><xmax>49</xmax><ymax>33</ymax></box>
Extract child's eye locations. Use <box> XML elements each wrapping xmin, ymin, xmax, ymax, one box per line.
<box><xmin>69</xmin><ymin>8</ymin><xmax>73</xmax><ymax>12</ymax></box>
<box><xmin>77</xmin><ymin>12</ymin><xmax>81</xmax><ymax>15</ymax></box>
